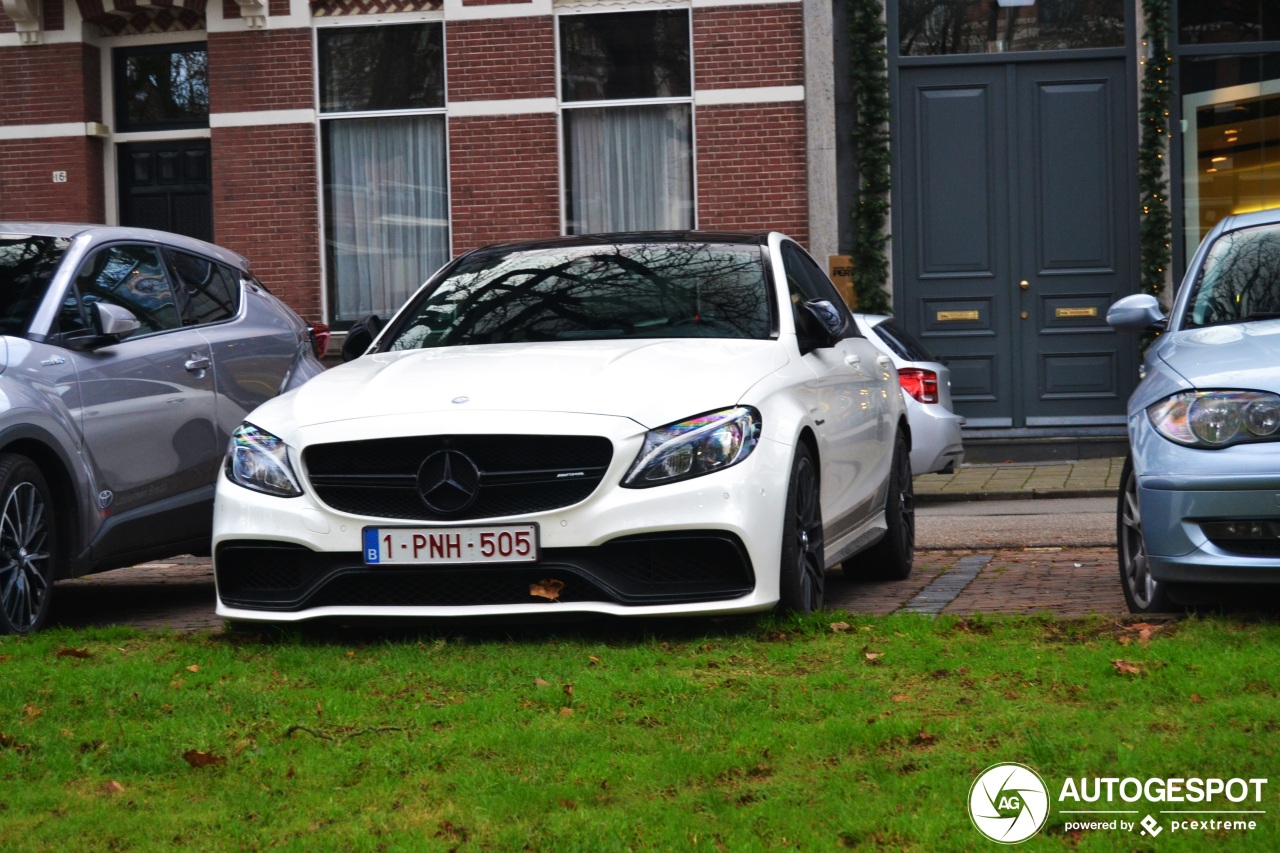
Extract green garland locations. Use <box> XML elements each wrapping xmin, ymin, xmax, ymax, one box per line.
<box><xmin>847</xmin><ymin>0</ymin><xmax>892</xmax><ymax>315</ymax></box>
<box><xmin>1139</xmin><ymin>0</ymin><xmax>1173</xmax><ymax>301</ymax></box>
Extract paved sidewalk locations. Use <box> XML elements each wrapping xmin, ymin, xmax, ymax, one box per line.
<box><xmin>914</xmin><ymin>456</ymin><xmax>1124</xmax><ymax>503</ymax></box>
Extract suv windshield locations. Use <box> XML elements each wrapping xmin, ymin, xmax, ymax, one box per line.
<box><xmin>0</xmin><ymin>234</ymin><xmax>69</xmax><ymax>336</ymax></box>
<box><xmin>387</xmin><ymin>242</ymin><xmax>772</xmax><ymax>350</ymax></box>
<box><xmin>1187</xmin><ymin>223</ymin><xmax>1280</xmax><ymax>328</ymax></box>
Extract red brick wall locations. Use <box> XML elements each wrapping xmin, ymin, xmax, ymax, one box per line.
<box><xmin>211</xmin><ymin>124</ymin><xmax>322</xmax><ymax>321</ymax></box>
<box><xmin>446</xmin><ymin>17</ymin><xmax>556</xmax><ymax>102</ymax></box>
<box><xmin>448</xmin><ymin>114</ymin><xmax>560</xmax><ymax>253</ymax></box>
<box><xmin>208</xmin><ymin>29</ymin><xmax>313</xmax><ymax>114</ymax></box>
<box><xmin>0</xmin><ymin>42</ymin><xmax>104</xmax><ymax>222</ymax></box>
<box><xmin>693</xmin><ymin>5</ymin><xmax>805</xmax><ymax>91</ymax></box>
<box><xmin>696</xmin><ymin>103</ymin><xmax>808</xmax><ymax>245</ymax></box>
<box><xmin>0</xmin><ymin>137</ymin><xmax>105</xmax><ymax>222</ymax></box>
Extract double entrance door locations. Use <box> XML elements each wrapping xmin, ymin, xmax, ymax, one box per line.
<box><xmin>895</xmin><ymin>58</ymin><xmax>1138</xmax><ymax>428</ymax></box>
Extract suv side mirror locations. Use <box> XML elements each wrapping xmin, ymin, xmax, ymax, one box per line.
<box><xmin>64</xmin><ymin>302</ymin><xmax>142</xmax><ymax>350</ymax></box>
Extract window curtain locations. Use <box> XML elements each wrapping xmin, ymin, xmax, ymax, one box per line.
<box><xmin>323</xmin><ymin>115</ymin><xmax>449</xmax><ymax>323</ymax></box>
<box><xmin>565</xmin><ymin>104</ymin><xmax>693</xmax><ymax>234</ymax></box>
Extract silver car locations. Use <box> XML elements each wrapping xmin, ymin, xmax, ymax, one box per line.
<box><xmin>0</xmin><ymin>224</ymin><xmax>325</xmax><ymax>633</ymax></box>
<box><xmin>1108</xmin><ymin>209</ymin><xmax>1280</xmax><ymax>613</ymax></box>
<box><xmin>852</xmin><ymin>313</ymin><xmax>965</xmax><ymax>475</ymax></box>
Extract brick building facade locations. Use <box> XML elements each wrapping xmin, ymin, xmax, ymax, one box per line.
<box><xmin>0</xmin><ymin>0</ymin><xmax>828</xmax><ymax>329</ymax></box>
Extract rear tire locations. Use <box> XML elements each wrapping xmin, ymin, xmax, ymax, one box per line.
<box><xmin>846</xmin><ymin>432</ymin><xmax>914</xmax><ymax>581</ymax></box>
<box><xmin>0</xmin><ymin>454</ymin><xmax>56</xmax><ymax>635</ymax></box>
<box><xmin>1118</xmin><ymin>455</ymin><xmax>1177</xmax><ymax>614</ymax></box>
<box><xmin>777</xmin><ymin>444</ymin><xmax>825</xmax><ymax>614</ymax></box>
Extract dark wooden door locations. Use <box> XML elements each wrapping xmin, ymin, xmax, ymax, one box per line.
<box><xmin>117</xmin><ymin>140</ymin><xmax>213</xmax><ymax>244</ymax></box>
<box><xmin>895</xmin><ymin>58</ymin><xmax>1137</xmax><ymax>428</ymax></box>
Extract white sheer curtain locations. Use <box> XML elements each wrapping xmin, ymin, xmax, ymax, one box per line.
<box><xmin>323</xmin><ymin>115</ymin><xmax>449</xmax><ymax>322</ymax></box>
<box><xmin>565</xmin><ymin>104</ymin><xmax>693</xmax><ymax>234</ymax></box>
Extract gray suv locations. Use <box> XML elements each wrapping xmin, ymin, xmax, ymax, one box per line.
<box><xmin>0</xmin><ymin>224</ymin><xmax>325</xmax><ymax>633</ymax></box>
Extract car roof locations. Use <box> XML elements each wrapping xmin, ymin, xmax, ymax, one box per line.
<box><xmin>0</xmin><ymin>222</ymin><xmax>250</xmax><ymax>269</ymax></box>
<box><xmin>463</xmin><ymin>230</ymin><xmax>775</xmax><ymax>257</ymax></box>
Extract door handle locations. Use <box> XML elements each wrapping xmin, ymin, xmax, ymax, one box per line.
<box><xmin>1020</xmin><ymin>279</ymin><xmax>1030</xmax><ymax>290</ymax></box>
<box><xmin>185</xmin><ymin>354</ymin><xmax>211</xmax><ymax>373</ymax></box>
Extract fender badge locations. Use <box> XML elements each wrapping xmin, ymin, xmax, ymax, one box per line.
<box><xmin>41</xmin><ymin>356</ymin><xmax>66</xmax><ymax>366</ymax></box>
<box><xmin>97</xmin><ymin>490</ymin><xmax>114</xmax><ymax>509</ymax></box>
<box><xmin>452</xmin><ymin>396</ymin><xmax>469</xmax><ymax>405</ymax></box>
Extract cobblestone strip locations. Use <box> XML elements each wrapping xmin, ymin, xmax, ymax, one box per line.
<box><xmin>897</xmin><ymin>554</ymin><xmax>993</xmax><ymax>616</ymax></box>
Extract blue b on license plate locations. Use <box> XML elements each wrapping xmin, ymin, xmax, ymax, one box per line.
<box><xmin>363</xmin><ymin>524</ymin><xmax>538</xmax><ymax>565</ymax></box>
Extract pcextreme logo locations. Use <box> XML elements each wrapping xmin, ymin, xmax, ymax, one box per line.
<box><xmin>968</xmin><ymin>764</ymin><xmax>1270</xmax><ymax>844</ymax></box>
<box><xmin>969</xmin><ymin>763</ymin><xmax>1051</xmax><ymax>844</ymax></box>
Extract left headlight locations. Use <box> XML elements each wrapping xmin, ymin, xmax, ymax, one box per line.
<box><xmin>1147</xmin><ymin>390</ymin><xmax>1280</xmax><ymax>448</ymax></box>
<box><xmin>225</xmin><ymin>423</ymin><xmax>303</xmax><ymax>497</ymax></box>
<box><xmin>623</xmin><ymin>406</ymin><xmax>760</xmax><ymax>488</ymax></box>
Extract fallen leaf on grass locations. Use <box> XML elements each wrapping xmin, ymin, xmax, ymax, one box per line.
<box><xmin>864</xmin><ymin>652</ymin><xmax>884</xmax><ymax>663</ymax></box>
<box><xmin>186</xmin><ymin>665</ymin><xmax>200</xmax><ymax>673</ymax></box>
<box><xmin>829</xmin><ymin>622</ymin><xmax>851</xmax><ymax>633</ymax></box>
<box><xmin>588</xmin><ymin>655</ymin><xmax>601</xmax><ymax>666</ymax></box>
<box><xmin>101</xmin><ymin>780</ymin><xmax>125</xmax><ymax>796</ymax></box>
<box><xmin>1191</xmin><ymin>693</ymin><xmax>1203</xmax><ymax>704</ymax></box>
<box><xmin>559</xmin><ymin>707</ymin><xmax>574</xmax><ymax>717</ymax></box>
<box><xmin>913</xmin><ymin>731</ymin><xmax>936</xmax><ymax>745</ymax></box>
<box><xmin>533</xmin><ymin>677</ymin><xmax>550</xmax><ymax>689</ymax></box>
<box><xmin>0</xmin><ymin>732</ymin><xmax>29</xmax><ymax>752</ymax></box>
<box><xmin>56</xmin><ymin>648</ymin><xmax>92</xmax><ymax>660</ymax></box>
<box><xmin>530</xmin><ymin>579</ymin><xmax>565</xmax><ymax>601</ymax></box>
<box><xmin>1111</xmin><ymin>660</ymin><xmax>1143</xmax><ymax>676</ymax></box>
<box><xmin>182</xmin><ymin>749</ymin><xmax>226</xmax><ymax>769</ymax></box>
<box><xmin>891</xmin><ymin>694</ymin><xmax>910</xmax><ymax>703</ymax></box>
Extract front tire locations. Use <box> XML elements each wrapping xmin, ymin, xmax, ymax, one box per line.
<box><xmin>0</xmin><ymin>454</ymin><xmax>56</xmax><ymax>635</ymax></box>
<box><xmin>847</xmin><ymin>432</ymin><xmax>915</xmax><ymax>581</ymax></box>
<box><xmin>778</xmin><ymin>444</ymin><xmax>825</xmax><ymax>614</ymax></box>
<box><xmin>1117</xmin><ymin>455</ymin><xmax>1176</xmax><ymax>614</ymax></box>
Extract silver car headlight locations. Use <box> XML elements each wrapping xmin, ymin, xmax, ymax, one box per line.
<box><xmin>623</xmin><ymin>407</ymin><xmax>760</xmax><ymax>487</ymax></box>
<box><xmin>1147</xmin><ymin>390</ymin><xmax>1280</xmax><ymax>448</ymax></box>
<box><xmin>226</xmin><ymin>423</ymin><xmax>303</xmax><ymax>497</ymax></box>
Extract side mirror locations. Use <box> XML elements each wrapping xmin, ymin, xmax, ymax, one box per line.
<box><xmin>795</xmin><ymin>300</ymin><xmax>844</xmax><ymax>354</ymax></box>
<box><xmin>341</xmin><ymin>314</ymin><xmax>383</xmax><ymax>362</ymax></box>
<box><xmin>1107</xmin><ymin>293</ymin><xmax>1167</xmax><ymax>332</ymax></box>
<box><xmin>64</xmin><ymin>302</ymin><xmax>141</xmax><ymax>350</ymax></box>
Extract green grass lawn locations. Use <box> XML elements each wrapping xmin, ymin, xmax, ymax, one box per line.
<box><xmin>0</xmin><ymin>614</ymin><xmax>1275</xmax><ymax>851</ymax></box>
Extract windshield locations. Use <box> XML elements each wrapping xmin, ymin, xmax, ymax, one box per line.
<box><xmin>0</xmin><ymin>234</ymin><xmax>69</xmax><ymax>336</ymax></box>
<box><xmin>386</xmin><ymin>242</ymin><xmax>773</xmax><ymax>350</ymax></box>
<box><xmin>1187</xmin><ymin>223</ymin><xmax>1280</xmax><ymax>328</ymax></box>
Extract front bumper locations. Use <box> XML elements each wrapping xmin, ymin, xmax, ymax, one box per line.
<box><xmin>213</xmin><ymin>412</ymin><xmax>794</xmax><ymax>621</ymax></box>
<box><xmin>1133</xmin><ymin>420</ymin><xmax>1280</xmax><ymax>585</ymax></box>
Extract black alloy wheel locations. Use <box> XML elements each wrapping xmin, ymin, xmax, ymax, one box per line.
<box><xmin>848</xmin><ymin>432</ymin><xmax>914</xmax><ymax>580</ymax></box>
<box><xmin>778</xmin><ymin>444</ymin><xmax>825</xmax><ymax>614</ymax></box>
<box><xmin>0</xmin><ymin>454</ymin><xmax>56</xmax><ymax>635</ymax></box>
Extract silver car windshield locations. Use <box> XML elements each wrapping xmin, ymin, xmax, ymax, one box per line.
<box><xmin>0</xmin><ymin>234</ymin><xmax>70</xmax><ymax>336</ymax></box>
<box><xmin>387</xmin><ymin>242</ymin><xmax>772</xmax><ymax>349</ymax></box>
<box><xmin>1187</xmin><ymin>223</ymin><xmax>1280</xmax><ymax>328</ymax></box>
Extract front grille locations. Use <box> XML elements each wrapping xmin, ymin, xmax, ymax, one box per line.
<box><xmin>303</xmin><ymin>435</ymin><xmax>613</xmax><ymax>521</ymax></box>
<box><xmin>215</xmin><ymin>533</ymin><xmax>755</xmax><ymax>612</ymax></box>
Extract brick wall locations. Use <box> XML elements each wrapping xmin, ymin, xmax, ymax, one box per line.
<box><xmin>696</xmin><ymin>103</ymin><xmax>808</xmax><ymax>245</ymax></box>
<box><xmin>693</xmin><ymin>5</ymin><xmax>805</xmax><ymax>91</ymax></box>
<box><xmin>208</xmin><ymin>29</ymin><xmax>313</xmax><ymax>114</ymax></box>
<box><xmin>211</xmin><ymin>124</ymin><xmax>322</xmax><ymax>320</ymax></box>
<box><xmin>0</xmin><ymin>137</ymin><xmax>106</xmax><ymax>222</ymax></box>
<box><xmin>448</xmin><ymin>114</ymin><xmax>560</xmax><ymax>253</ymax></box>
<box><xmin>446</xmin><ymin>17</ymin><xmax>556</xmax><ymax>102</ymax></box>
<box><xmin>0</xmin><ymin>42</ymin><xmax>104</xmax><ymax>222</ymax></box>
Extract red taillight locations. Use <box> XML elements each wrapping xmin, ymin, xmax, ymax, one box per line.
<box><xmin>309</xmin><ymin>322</ymin><xmax>331</xmax><ymax>360</ymax></box>
<box><xmin>898</xmin><ymin>368</ymin><xmax>939</xmax><ymax>404</ymax></box>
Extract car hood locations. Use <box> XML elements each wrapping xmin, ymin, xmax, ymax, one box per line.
<box><xmin>273</xmin><ymin>339</ymin><xmax>788</xmax><ymax>430</ymax></box>
<box><xmin>1155</xmin><ymin>321</ymin><xmax>1280</xmax><ymax>393</ymax></box>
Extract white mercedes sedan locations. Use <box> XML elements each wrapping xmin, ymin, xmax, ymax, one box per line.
<box><xmin>212</xmin><ymin>232</ymin><xmax>913</xmax><ymax>624</ymax></box>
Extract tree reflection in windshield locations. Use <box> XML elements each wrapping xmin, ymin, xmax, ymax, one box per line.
<box><xmin>0</xmin><ymin>235</ymin><xmax>69</xmax><ymax>336</ymax></box>
<box><xmin>389</xmin><ymin>241</ymin><xmax>772</xmax><ymax>349</ymax></box>
<box><xmin>1189</xmin><ymin>225</ymin><xmax>1280</xmax><ymax>327</ymax></box>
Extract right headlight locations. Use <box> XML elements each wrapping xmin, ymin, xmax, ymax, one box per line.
<box><xmin>1147</xmin><ymin>390</ymin><xmax>1280</xmax><ymax>448</ymax></box>
<box><xmin>225</xmin><ymin>423</ymin><xmax>303</xmax><ymax>497</ymax></box>
<box><xmin>623</xmin><ymin>406</ymin><xmax>760</xmax><ymax>487</ymax></box>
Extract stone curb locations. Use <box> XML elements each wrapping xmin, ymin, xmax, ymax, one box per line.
<box><xmin>914</xmin><ymin>487</ymin><xmax>1116</xmax><ymax>505</ymax></box>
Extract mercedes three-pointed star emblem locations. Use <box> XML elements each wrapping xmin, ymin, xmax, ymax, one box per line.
<box><xmin>417</xmin><ymin>450</ymin><xmax>482</xmax><ymax>514</ymax></box>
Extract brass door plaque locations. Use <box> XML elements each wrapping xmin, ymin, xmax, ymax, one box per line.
<box><xmin>937</xmin><ymin>310</ymin><xmax>980</xmax><ymax>322</ymax></box>
<box><xmin>1055</xmin><ymin>307</ymin><xmax>1098</xmax><ymax>319</ymax></box>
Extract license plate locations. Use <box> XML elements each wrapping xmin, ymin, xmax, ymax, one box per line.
<box><xmin>363</xmin><ymin>524</ymin><xmax>538</xmax><ymax>566</ymax></box>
